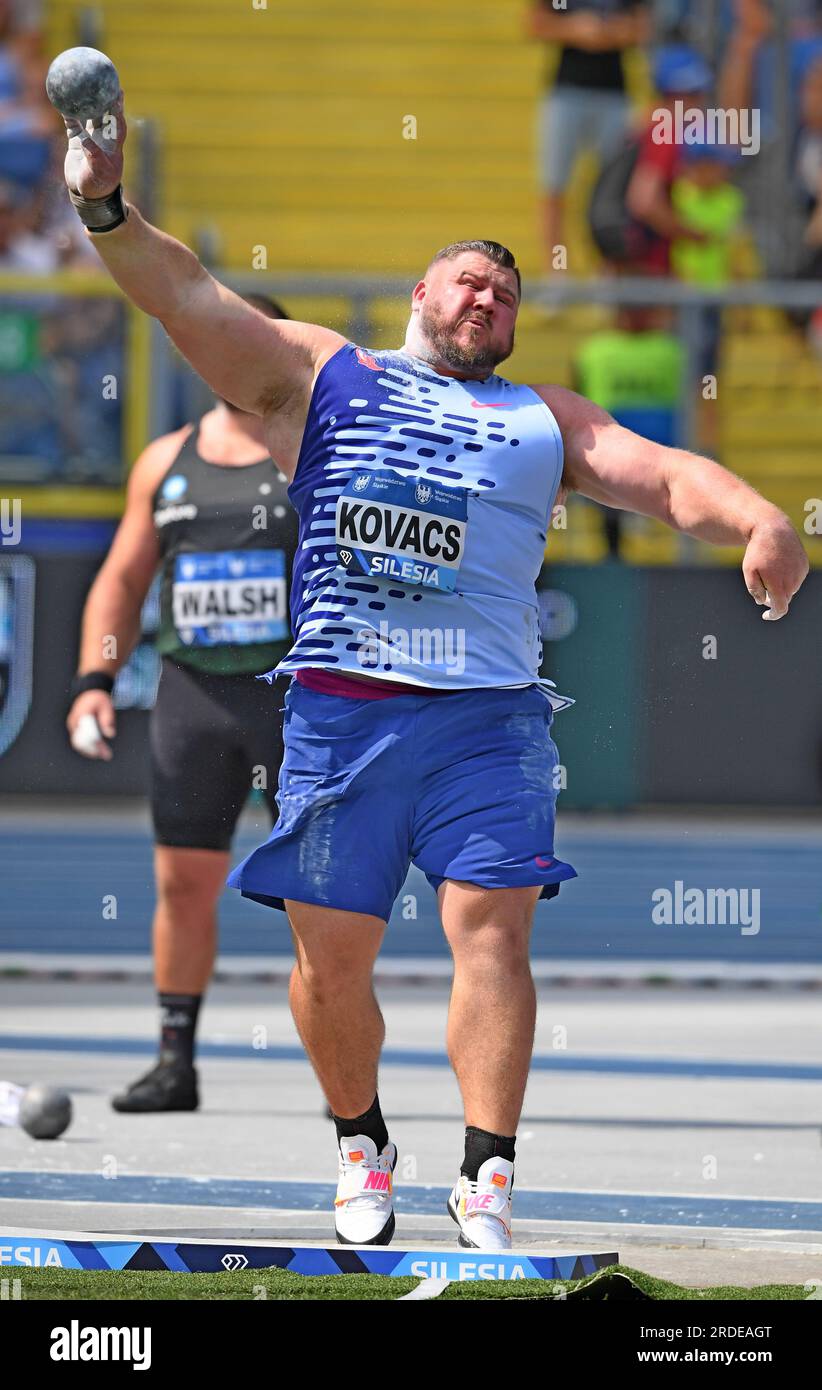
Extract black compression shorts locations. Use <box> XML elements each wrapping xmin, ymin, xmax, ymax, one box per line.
<box><xmin>150</xmin><ymin>656</ymin><xmax>289</xmax><ymax>852</ymax></box>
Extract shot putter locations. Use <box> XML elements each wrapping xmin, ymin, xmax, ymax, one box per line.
<box><xmin>0</xmin><ymin>1081</ymin><xmax>73</xmax><ymax>1139</ymax></box>
<box><xmin>45</xmin><ymin>47</ymin><xmax>121</xmax><ymax>124</ymax></box>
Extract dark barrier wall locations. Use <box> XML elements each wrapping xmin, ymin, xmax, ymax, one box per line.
<box><xmin>541</xmin><ymin>565</ymin><xmax>822</xmax><ymax>808</ymax></box>
<box><xmin>642</xmin><ymin>568</ymin><xmax>822</xmax><ymax>806</ymax></box>
<box><xmin>0</xmin><ymin>548</ymin><xmax>151</xmax><ymax>796</ymax></box>
<box><xmin>1</xmin><ymin>548</ymin><xmax>820</xmax><ymax>806</ymax></box>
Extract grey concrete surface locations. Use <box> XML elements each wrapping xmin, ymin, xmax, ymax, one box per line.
<box><xmin>1</xmin><ymin>980</ymin><xmax>821</xmax><ymax>1289</ymax></box>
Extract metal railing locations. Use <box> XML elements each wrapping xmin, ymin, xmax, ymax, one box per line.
<box><xmin>223</xmin><ymin>270</ymin><xmax>822</xmax><ymax>453</ymax></box>
<box><xmin>2</xmin><ymin>268</ymin><xmax>822</xmax><ymax>514</ymax></box>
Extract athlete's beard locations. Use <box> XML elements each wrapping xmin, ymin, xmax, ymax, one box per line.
<box><xmin>416</xmin><ymin>301</ymin><xmax>514</xmax><ymax>374</ymax></box>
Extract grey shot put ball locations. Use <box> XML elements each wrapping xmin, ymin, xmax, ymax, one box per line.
<box><xmin>19</xmin><ymin>1084</ymin><xmax>72</xmax><ymax>1140</ymax></box>
<box><xmin>46</xmin><ymin>47</ymin><xmax>120</xmax><ymax>122</ymax></box>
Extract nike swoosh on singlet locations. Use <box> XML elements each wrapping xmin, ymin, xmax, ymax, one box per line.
<box><xmin>470</xmin><ymin>401</ymin><xmax>513</xmax><ymax>409</ymax></box>
<box><xmin>356</xmin><ymin>348</ymin><xmax>382</xmax><ymax>371</ymax></box>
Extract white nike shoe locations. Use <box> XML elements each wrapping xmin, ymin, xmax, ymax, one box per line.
<box><xmin>447</xmin><ymin>1156</ymin><xmax>513</xmax><ymax>1250</ymax></box>
<box><xmin>334</xmin><ymin>1134</ymin><xmax>397</xmax><ymax>1245</ymax></box>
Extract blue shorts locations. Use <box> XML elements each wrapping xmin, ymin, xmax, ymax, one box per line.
<box><xmin>227</xmin><ymin>681</ymin><xmax>577</xmax><ymax>920</ymax></box>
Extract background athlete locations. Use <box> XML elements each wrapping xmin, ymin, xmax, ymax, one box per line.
<box><xmin>66</xmin><ymin>293</ymin><xmax>299</xmax><ymax>1114</ymax></box>
<box><xmin>60</xmin><ymin>90</ymin><xmax>808</xmax><ymax>1246</ymax></box>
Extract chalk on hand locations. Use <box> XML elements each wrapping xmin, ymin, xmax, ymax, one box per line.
<box><xmin>0</xmin><ymin>1081</ymin><xmax>26</xmax><ymax>1128</ymax></box>
<box><xmin>71</xmin><ymin>712</ymin><xmax>105</xmax><ymax>756</ymax></box>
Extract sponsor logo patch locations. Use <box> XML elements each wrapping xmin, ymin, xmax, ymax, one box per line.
<box><xmin>160</xmin><ymin>473</ymin><xmax>188</xmax><ymax>501</ymax></box>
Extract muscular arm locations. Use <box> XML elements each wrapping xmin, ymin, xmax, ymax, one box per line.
<box><xmin>539</xmin><ymin>385</ymin><xmax>809</xmax><ymax>620</ymax></box>
<box><xmin>76</xmin><ymin>431</ymin><xmax>184</xmax><ymax>678</ymax></box>
<box><xmin>93</xmin><ymin>207</ymin><xmax>343</xmax><ymax>418</ymax></box>
<box><xmin>67</xmin><ymin>431</ymin><xmax>188</xmax><ymax>758</ymax></box>
<box><xmin>61</xmin><ymin>94</ymin><xmax>345</xmax><ymax>439</ymax></box>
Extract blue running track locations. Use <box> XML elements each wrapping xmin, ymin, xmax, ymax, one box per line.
<box><xmin>2</xmin><ymin>820</ymin><xmax>820</xmax><ymax>963</ymax></box>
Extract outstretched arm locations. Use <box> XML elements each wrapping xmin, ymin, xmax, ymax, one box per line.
<box><xmin>60</xmin><ymin>93</ymin><xmax>345</xmax><ymax>422</ymax></box>
<box><xmin>539</xmin><ymin>385</ymin><xmax>809</xmax><ymax>621</ymax></box>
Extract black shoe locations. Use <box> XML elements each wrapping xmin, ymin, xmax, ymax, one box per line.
<box><xmin>111</xmin><ymin>1059</ymin><xmax>199</xmax><ymax>1113</ymax></box>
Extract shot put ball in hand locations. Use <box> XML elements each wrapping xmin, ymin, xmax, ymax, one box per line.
<box><xmin>46</xmin><ymin>47</ymin><xmax>121</xmax><ymax>123</ymax></box>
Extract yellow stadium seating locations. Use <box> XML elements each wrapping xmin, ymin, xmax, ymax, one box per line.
<box><xmin>45</xmin><ymin>1</ymin><xmax>822</xmax><ymax>563</ymax></box>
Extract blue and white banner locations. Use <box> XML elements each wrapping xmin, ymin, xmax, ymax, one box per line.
<box><xmin>0</xmin><ymin>1231</ymin><xmax>616</xmax><ymax>1281</ymax></box>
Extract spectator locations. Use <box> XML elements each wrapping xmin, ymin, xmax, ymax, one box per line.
<box><xmin>573</xmin><ymin>305</ymin><xmax>684</xmax><ymax>555</ymax></box>
<box><xmin>786</xmin><ymin>51</ymin><xmax>822</xmax><ymax>340</ymax></box>
<box><xmin>720</xmin><ymin>0</ymin><xmax>822</xmax><ymax>286</ymax></box>
<box><xmin>0</xmin><ymin>0</ymin><xmax>45</xmax><ymax>54</ymax></box>
<box><xmin>671</xmin><ymin>141</ymin><xmax>745</xmax><ymax>288</ymax></box>
<box><xmin>0</xmin><ymin>0</ymin><xmax>50</xmax><ymax>132</ymax></box>
<box><xmin>0</xmin><ymin>0</ymin><xmax>54</xmax><ymax>197</ymax></box>
<box><xmin>0</xmin><ymin>5</ymin><xmax>119</xmax><ymax>484</ymax></box>
<box><xmin>624</xmin><ymin>43</ymin><xmax>714</xmax><ymax>275</ymax></box>
<box><xmin>0</xmin><ymin>176</ymin><xmax>57</xmax><ymax>271</ymax></box>
<box><xmin>671</xmin><ymin>140</ymin><xmax>745</xmax><ymax>453</ymax></box>
<box><xmin>526</xmin><ymin>0</ymin><xmax>649</xmax><ymax>272</ymax></box>
<box><xmin>788</xmin><ymin>0</ymin><xmax>822</xmax><ymax>37</ymax></box>
<box><xmin>797</xmin><ymin>57</ymin><xmax>822</xmax><ymax>247</ymax></box>
<box><xmin>720</xmin><ymin>0</ymin><xmax>822</xmax><ymax>163</ymax></box>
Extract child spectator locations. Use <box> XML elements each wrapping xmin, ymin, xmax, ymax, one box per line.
<box><xmin>573</xmin><ymin>306</ymin><xmax>684</xmax><ymax>555</ymax></box>
<box><xmin>623</xmin><ymin>43</ymin><xmax>714</xmax><ymax>275</ymax></box>
<box><xmin>671</xmin><ymin>140</ymin><xmax>744</xmax><ymax>452</ymax></box>
<box><xmin>671</xmin><ymin>140</ymin><xmax>744</xmax><ymax>286</ymax></box>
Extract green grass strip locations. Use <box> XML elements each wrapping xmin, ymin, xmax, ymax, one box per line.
<box><xmin>9</xmin><ymin>1263</ymin><xmax>812</xmax><ymax>1301</ymax></box>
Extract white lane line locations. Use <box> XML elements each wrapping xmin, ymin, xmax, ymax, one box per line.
<box><xmin>398</xmin><ymin>1277</ymin><xmax>452</xmax><ymax>1300</ymax></box>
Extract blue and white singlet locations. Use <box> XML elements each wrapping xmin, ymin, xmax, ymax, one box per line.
<box><xmin>272</xmin><ymin>344</ymin><xmax>570</xmax><ymax>706</ymax></box>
